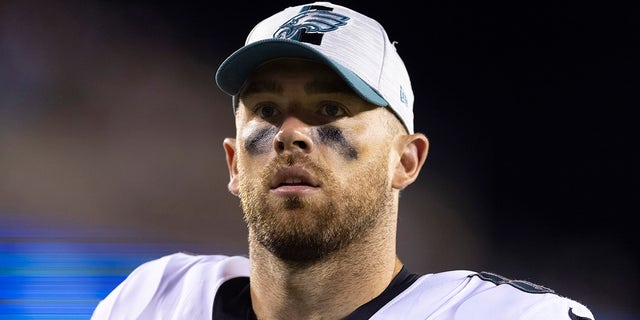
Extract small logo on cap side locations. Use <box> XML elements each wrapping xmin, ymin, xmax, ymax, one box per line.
<box><xmin>273</xmin><ymin>8</ymin><xmax>349</xmax><ymax>45</ymax></box>
<box><xmin>400</xmin><ymin>85</ymin><xmax>408</xmax><ymax>107</ymax></box>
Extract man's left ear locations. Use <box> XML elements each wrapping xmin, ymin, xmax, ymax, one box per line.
<box><xmin>392</xmin><ymin>133</ymin><xmax>429</xmax><ymax>190</ymax></box>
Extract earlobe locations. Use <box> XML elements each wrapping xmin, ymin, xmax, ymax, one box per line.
<box><xmin>223</xmin><ymin>138</ymin><xmax>240</xmax><ymax>196</ymax></box>
<box><xmin>392</xmin><ymin>134</ymin><xmax>429</xmax><ymax>190</ymax></box>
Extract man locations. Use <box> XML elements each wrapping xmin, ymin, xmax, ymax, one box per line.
<box><xmin>92</xmin><ymin>2</ymin><xmax>595</xmax><ymax>319</ymax></box>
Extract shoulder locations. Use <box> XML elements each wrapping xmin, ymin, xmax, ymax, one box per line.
<box><xmin>372</xmin><ymin>270</ymin><xmax>595</xmax><ymax>320</ymax></box>
<box><xmin>456</xmin><ymin>271</ymin><xmax>595</xmax><ymax>320</ymax></box>
<box><xmin>91</xmin><ymin>252</ymin><xmax>249</xmax><ymax>320</ymax></box>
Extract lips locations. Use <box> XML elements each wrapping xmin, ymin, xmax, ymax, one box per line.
<box><xmin>269</xmin><ymin>166</ymin><xmax>320</xmax><ymax>193</ymax></box>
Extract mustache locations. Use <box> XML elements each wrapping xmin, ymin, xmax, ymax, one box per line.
<box><xmin>260</xmin><ymin>154</ymin><xmax>330</xmax><ymax>184</ymax></box>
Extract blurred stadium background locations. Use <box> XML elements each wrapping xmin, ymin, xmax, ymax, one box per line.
<box><xmin>0</xmin><ymin>1</ymin><xmax>637</xmax><ymax>319</ymax></box>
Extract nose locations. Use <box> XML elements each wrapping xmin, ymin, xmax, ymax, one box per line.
<box><xmin>274</xmin><ymin>116</ymin><xmax>314</xmax><ymax>154</ymax></box>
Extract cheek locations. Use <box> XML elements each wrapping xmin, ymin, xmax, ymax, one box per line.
<box><xmin>242</xmin><ymin>125</ymin><xmax>277</xmax><ymax>155</ymax></box>
<box><xmin>236</xmin><ymin>124</ymin><xmax>276</xmax><ymax>178</ymax></box>
<box><xmin>313</xmin><ymin>125</ymin><xmax>358</xmax><ymax>161</ymax></box>
<box><xmin>321</xmin><ymin>123</ymin><xmax>392</xmax><ymax>182</ymax></box>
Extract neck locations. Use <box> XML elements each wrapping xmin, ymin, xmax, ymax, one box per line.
<box><xmin>248</xmin><ymin>215</ymin><xmax>401</xmax><ymax>320</ymax></box>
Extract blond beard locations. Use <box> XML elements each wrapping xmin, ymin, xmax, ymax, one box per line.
<box><xmin>238</xmin><ymin>153</ymin><xmax>392</xmax><ymax>263</ymax></box>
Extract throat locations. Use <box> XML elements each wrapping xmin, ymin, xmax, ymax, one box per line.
<box><xmin>248</xmin><ymin>236</ymin><xmax>399</xmax><ymax>320</ymax></box>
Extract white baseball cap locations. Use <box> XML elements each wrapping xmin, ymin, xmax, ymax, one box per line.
<box><xmin>215</xmin><ymin>1</ymin><xmax>415</xmax><ymax>133</ymax></box>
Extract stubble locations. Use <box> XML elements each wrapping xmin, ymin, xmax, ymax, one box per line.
<box><xmin>238</xmin><ymin>153</ymin><xmax>392</xmax><ymax>264</ymax></box>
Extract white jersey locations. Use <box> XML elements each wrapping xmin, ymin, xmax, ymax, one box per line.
<box><xmin>92</xmin><ymin>253</ymin><xmax>595</xmax><ymax>320</ymax></box>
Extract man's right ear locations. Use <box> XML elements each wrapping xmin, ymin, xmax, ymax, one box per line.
<box><xmin>223</xmin><ymin>138</ymin><xmax>240</xmax><ymax>196</ymax></box>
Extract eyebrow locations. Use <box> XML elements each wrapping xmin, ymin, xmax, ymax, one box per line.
<box><xmin>240</xmin><ymin>80</ymin><xmax>282</xmax><ymax>98</ymax></box>
<box><xmin>239</xmin><ymin>79</ymin><xmax>356</xmax><ymax>99</ymax></box>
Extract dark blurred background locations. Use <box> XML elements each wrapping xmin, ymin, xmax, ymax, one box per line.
<box><xmin>0</xmin><ymin>1</ymin><xmax>637</xmax><ymax>319</ymax></box>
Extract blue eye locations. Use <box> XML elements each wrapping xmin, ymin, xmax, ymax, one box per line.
<box><xmin>255</xmin><ymin>104</ymin><xmax>280</xmax><ymax>118</ymax></box>
<box><xmin>319</xmin><ymin>103</ymin><xmax>346</xmax><ymax>117</ymax></box>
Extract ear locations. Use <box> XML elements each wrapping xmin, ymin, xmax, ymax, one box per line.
<box><xmin>392</xmin><ymin>133</ymin><xmax>429</xmax><ymax>190</ymax></box>
<box><xmin>223</xmin><ymin>138</ymin><xmax>240</xmax><ymax>196</ymax></box>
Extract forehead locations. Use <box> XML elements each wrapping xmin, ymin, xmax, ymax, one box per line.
<box><xmin>238</xmin><ymin>58</ymin><xmax>357</xmax><ymax>99</ymax></box>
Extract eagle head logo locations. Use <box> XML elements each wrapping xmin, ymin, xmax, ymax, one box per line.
<box><xmin>273</xmin><ymin>9</ymin><xmax>350</xmax><ymax>40</ymax></box>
